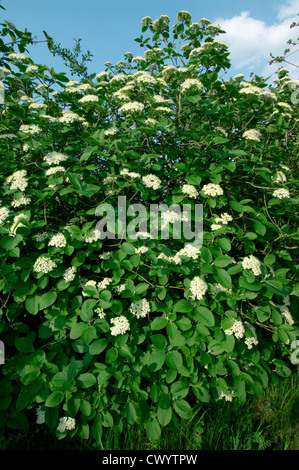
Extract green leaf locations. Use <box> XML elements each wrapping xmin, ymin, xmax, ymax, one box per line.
<box><xmin>89</xmin><ymin>338</ymin><xmax>109</xmax><ymax>355</ymax></box>
<box><xmin>174</xmin><ymin>399</ymin><xmax>192</xmax><ymax>419</ymax></box>
<box><xmin>45</xmin><ymin>391</ymin><xmax>64</xmax><ymax>408</ymax></box>
<box><xmin>25</xmin><ymin>291</ymin><xmax>57</xmax><ymax>315</ymax></box>
<box><xmin>173</xmin><ymin>299</ymin><xmax>193</xmax><ymax>313</ymax></box>
<box><xmin>15</xmin><ymin>337</ymin><xmax>34</xmax><ymax>353</ymax></box>
<box><xmin>213</xmin><ymin>268</ymin><xmax>232</xmax><ymax>290</ymax></box>
<box><xmin>217</xmin><ymin>237</ymin><xmax>231</xmax><ymax>252</ymax></box>
<box><xmin>148</xmin><ymin>349</ymin><xmax>166</xmax><ymax>372</ymax></box>
<box><xmin>145</xmin><ymin>418</ymin><xmax>161</xmax><ymax>442</ymax></box>
<box><xmin>165</xmin><ymin>350</ymin><xmax>183</xmax><ymax>372</ymax></box>
<box><xmin>151</xmin><ymin>316</ymin><xmax>168</xmax><ymax>330</ymax></box>
<box><xmin>151</xmin><ymin>334</ymin><xmax>167</xmax><ymax>350</ymax></box>
<box><xmin>105</xmin><ymin>347</ymin><xmax>118</xmax><ymax>363</ymax></box>
<box><xmin>157</xmin><ymin>395</ymin><xmax>172</xmax><ymax>426</ymax></box>
<box><xmin>254</xmin><ymin>220</ymin><xmax>266</xmax><ymax>236</ymax></box>
<box><xmin>194</xmin><ymin>307</ymin><xmax>215</xmax><ymax>327</ymax></box>
<box><xmin>70</xmin><ymin>322</ymin><xmax>87</xmax><ymax>340</ymax></box>
<box><xmin>77</xmin><ymin>373</ymin><xmax>97</xmax><ymax>388</ymax></box>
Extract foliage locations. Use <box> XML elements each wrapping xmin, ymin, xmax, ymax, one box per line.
<box><xmin>0</xmin><ymin>9</ymin><xmax>298</xmax><ymax>444</ymax></box>
<box><xmin>269</xmin><ymin>14</ymin><xmax>299</xmax><ymax>69</ymax></box>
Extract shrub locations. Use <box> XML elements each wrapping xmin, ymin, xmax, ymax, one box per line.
<box><xmin>0</xmin><ymin>10</ymin><xmax>298</xmax><ymax>443</ymax></box>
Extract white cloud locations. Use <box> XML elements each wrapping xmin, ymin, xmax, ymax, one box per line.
<box><xmin>215</xmin><ymin>1</ymin><xmax>299</xmax><ymax>79</ymax></box>
<box><xmin>276</xmin><ymin>0</ymin><xmax>299</xmax><ymax>21</ymax></box>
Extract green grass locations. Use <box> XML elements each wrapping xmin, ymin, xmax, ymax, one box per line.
<box><xmin>1</xmin><ymin>372</ymin><xmax>298</xmax><ymax>451</ymax></box>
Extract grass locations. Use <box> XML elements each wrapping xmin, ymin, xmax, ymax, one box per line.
<box><xmin>1</xmin><ymin>372</ymin><xmax>298</xmax><ymax>451</ymax></box>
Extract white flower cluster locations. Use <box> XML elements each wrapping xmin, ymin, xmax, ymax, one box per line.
<box><xmin>57</xmin><ymin>417</ymin><xmax>76</xmax><ymax>433</ymax></box>
<box><xmin>98</xmin><ymin>277</ymin><xmax>112</xmax><ymax>289</ymax></box>
<box><xmin>34</xmin><ymin>232</ymin><xmax>48</xmax><ymax>242</ymax></box>
<box><xmin>158</xmin><ymin>244</ymin><xmax>201</xmax><ymax>264</ymax></box>
<box><xmin>45</xmin><ymin>166</ymin><xmax>66</xmax><ymax>176</ymax></box>
<box><xmin>181</xmin><ymin>78</ymin><xmax>204</xmax><ymax>93</ymax></box>
<box><xmin>152</xmin><ymin>15</ymin><xmax>170</xmax><ymax>30</ymax></box>
<box><xmin>215</xmin><ymin>213</ymin><xmax>233</xmax><ymax>225</ymax></box>
<box><xmin>6</xmin><ymin>169</ymin><xmax>28</xmax><ymax>191</ymax></box>
<box><xmin>19</xmin><ymin>124</ymin><xmax>41</xmax><ymax>135</ymax></box>
<box><xmin>120</xmin><ymin>168</ymin><xmax>141</xmax><ymax>178</ymax></box>
<box><xmin>130</xmin><ymin>299</ymin><xmax>151</xmax><ymax>319</ymax></box>
<box><xmin>119</xmin><ymin>101</ymin><xmax>144</xmax><ymax>114</ymax></box>
<box><xmin>33</xmin><ymin>256</ymin><xmax>57</xmax><ymax>274</ymax></box>
<box><xmin>141</xmin><ymin>16</ymin><xmax>152</xmax><ymax>26</ymax></box>
<box><xmin>110</xmin><ymin>316</ymin><xmax>130</xmax><ymax>336</ymax></box>
<box><xmin>135</xmin><ymin>246</ymin><xmax>148</xmax><ymax>254</ymax></box>
<box><xmin>84</xmin><ymin>228</ymin><xmax>101</xmax><ymax>243</ymax></box>
<box><xmin>224</xmin><ymin>319</ymin><xmax>245</xmax><ymax>339</ymax></box>
<box><xmin>273</xmin><ymin>188</ymin><xmax>290</xmax><ymax>199</ymax></box>
<box><xmin>214</xmin><ymin>283</ymin><xmax>232</xmax><ymax>294</ymax></box>
<box><xmin>272</xmin><ymin>171</ymin><xmax>287</xmax><ymax>183</ymax></box>
<box><xmin>104</xmin><ymin>127</ymin><xmax>118</xmax><ymax>136</ymax></box>
<box><xmin>212</xmin><ymin>212</ymin><xmax>233</xmax><ymax>230</ymax></box>
<box><xmin>43</xmin><ymin>152</ymin><xmax>68</xmax><ymax>166</ymax></box>
<box><xmin>219</xmin><ymin>390</ymin><xmax>234</xmax><ymax>402</ymax></box>
<box><xmin>177</xmin><ymin>10</ymin><xmax>192</xmax><ymax>21</ymax></box>
<box><xmin>36</xmin><ymin>406</ymin><xmax>45</xmax><ymax>424</ymax></box>
<box><xmin>82</xmin><ymin>279</ymin><xmax>97</xmax><ymax>296</ymax></box>
<box><xmin>58</xmin><ymin>110</ymin><xmax>84</xmax><ymax>124</ymax></box>
<box><xmin>115</xmin><ymin>283</ymin><xmax>126</xmax><ymax>294</ymax></box>
<box><xmin>142</xmin><ymin>174</ymin><xmax>161</xmax><ymax>190</ymax></box>
<box><xmin>26</xmin><ymin>65</ymin><xmax>38</xmax><ymax>73</ymax></box>
<box><xmin>190</xmin><ymin>276</ymin><xmax>208</xmax><ymax>301</ymax></box>
<box><xmin>278</xmin><ymin>297</ymin><xmax>294</xmax><ymax>325</ymax></box>
<box><xmin>48</xmin><ymin>232</ymin><xmax>67</xmax><ymax>248</ymax></box>
<box><xmin>202</xmin><ymin>183</ymin><xmax>223</xmax><ymax>197</ymax></box>
<box><xmin>28</xmin><ymin>102</ymin><xmax>46</xmax><ymax>111</ymax></box>
<box><xmin>94</xmin><ymin>307</ymin><xmax>105</xmax><ymax>319</ymax></box>
<box><xmin>63</xmin><ymin>266</ymin><xmax>77</xmax><ymax>283</ymax></box>
<box><xmin>182</xmin><ymin>184</ymin><xmax>198</xmax><ymax>198</ymax></box>
<box><xmin>245</xmin><ymin>337</ymin><xmax>259</xmax><ymax>349</ymax></box>
<box><xmin>243</xmin><ymin>129</ymin><xmax>261</xmax><ymax>142</ymax></box>
<box><xmin>10</xmin><ymin>213</ymin><xmax>29</xmax><ymax>235</ymax></box>
<box><xmin>241</xmin><ymin>255</ymin><xmax>261</xmax><ymax>276</ymax></box>
<box><xmin>11</xmin><ymin>195</ymin><xmax>31</xmax><ymax>207</ymax></box>
<box><xmin>78</xmin><ymin>94</ymin><xmax>98</xmax><ymax>103</ymax></box>
<box><xmin>0</xmin><ymin>206</ymin><xmax>9</xmax><ymax>224</ymax></box>
<box><xmin>9</xmin><ymin>52</ymin><xmax>29</xmax><ymax>61</ymax></box>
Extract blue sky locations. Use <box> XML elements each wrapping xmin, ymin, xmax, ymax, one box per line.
<box><xmin>2</xmin><ymin>0</ymin><xmax>299</xmax><ymax>82</ymax></box>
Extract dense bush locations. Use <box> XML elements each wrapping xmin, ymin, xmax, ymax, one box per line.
<box><xmin>0</xmin><ymin>9</ymin><xmax>298</xmax><ymax>443</ymax></box>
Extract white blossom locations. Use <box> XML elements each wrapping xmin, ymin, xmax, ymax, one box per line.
<box><xmin>6</xmin><ymin>169</ymin><xmax>28</xmax><ymax>191</ymax></box>
<box><xmin>57</xmin><ymin>417</ymin><xmax>76</xmax><ymax>433</ymax></box>
<box><xmin>119</xmin><ymin>101</ymin><xmax>144</xmax><ymax>114</ymax></box>
<box><xmin>78</xmin><ymin>94</ymin><xmax>98</xmax><ymax>103</ymax></box>
<box><xmin>273</xmin><ymin>188</ymin><xmax>290</xmax><ymax>199</ymax></box>
<box><xmin>190</xmin><ymin>276</ymin><xmax>208</xmax><ymax>300</ymax></box>
<box><xmin>48</xmin><ymin>233</ymin><xmax>67</xmax><ymax>248</ymax></box>
<box><xmin>182</xmin><ymin>184</ymin><xmax>198</xmax><ymax>198</ymax></box>
<box><xmin>241</xmin><ymin>255</ymin><xmax>261</xmax><ymax>276</ymax></box>
<box><xmin>110</xmin><ymin>316</ymin><xmax>130</xmax><ymax>336</ymax></box>
<box><xmin>43</xmin><ymin>152</ymin><xmax>68</xmax><ymax>166</ymax></box>
<box><xmin>63</xmin><ymin>266</ymin><xmax>77</xmax><ymax>283</ymax></box>
<box><xmin>202</xmin><ymin>183</ymin><xmax>223</xmax><ymax>197</ymax></box>
<box><xmin>98</xmin><ymin>277</ymin><xmax>112</xmax><ymax>289</ymax></box>
<box><xmin>33</xmin><ymin>256</ymin><xmax>57</xmax><ymax>274</ymax></box>
<box><xmin>142</xmin><ymin>174</ymin><xmax>161</xmax><ymax>189</ymax></box>
<box><xmin>0</xmin><ymin>206</ymin><xmax>9</xmax><ymax>224</ymax></box>
<box><xmin>19</xmin><ymin>124</ymin><xmax>41</xmax><ymax>135</ymax></box>
<box><xmin>130</xmin><ymin>299</ymin><xmax>150</xmax><ymax>319</ymax></box>
<box><xmin>224</xmin><ymin>319</ymin><xmax>245</xmax><ymax>339</ymax></box>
